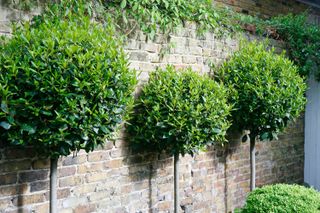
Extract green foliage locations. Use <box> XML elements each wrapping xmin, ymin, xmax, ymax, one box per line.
<box><xmin>239</xmin><ymin>13</ymin><xmax>320</xmax><ymax>79</ymax></box>
<box><xmin>1</xmin><ymin>0</ymin><xmax>41</xmax><ymax>11</ymax></box>
<box><xmin>105</xmin><ymin>0</ymin><xmax>239</xmax><ymax>39</ymax></box>
<box><xmin>216</xmin><ymin>41</ymin><xmax>306</xmax><ymax>140</ymax></box>
<box><xmin>32</xmin><ymin>0</ymin><xmax>106</xmax><ymax>25</ymax></box>
<box><xmin>127</xmin><ymin>66</ymin><xmax>232</xmax><ymax>156</ymax></box>
<box><xmin>240</xmin><ymin>184</ymin><xmax>320</xmax><ymax>213</ymax></box>
<box><xmin>0</xmin><ymin>8</ymin><xmax>137</xmax><ymax>158</ymax></box>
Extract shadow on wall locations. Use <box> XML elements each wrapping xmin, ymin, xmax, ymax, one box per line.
<box><xmin>121</xmin><ymin>129</ymin><xmax>172</xmax><ymax>212</ymax></box>
<box><xmin>122</xmin><ymin>128</ymin><xmax>250</xmax><ymax>213</ymax></box>
<box><xmin>0</xmin><ymin>143</ymin><xmax>50</xmax><ymax>213</ymax></box>
<box><xmin>0</xmin><ymin>118</ymin><xmax>304</xmax><ymax>213</ymax></box>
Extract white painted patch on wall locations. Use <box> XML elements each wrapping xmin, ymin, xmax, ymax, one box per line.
<box><xmin>304</xmin><ymin>74</ymin><xmax>320</xmax><ymax>191</ymax></box>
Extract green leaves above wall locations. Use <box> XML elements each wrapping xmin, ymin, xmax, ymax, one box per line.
<box><xmin>239</xmin><ymin>13</ymin><xmax>320</xmax><ymax>79</ymax></box>
<box><xmin>105</xmin><ymin>0</ymin><xmax>239</xmax><ymax>39</ymax></box>
<box><xmin>127</xmin><ymin>66</ymin><xmax>232</xmax><ymax>156</ymax></box>
<box><xmin>0</xmin><ymin>6</ymin><xmax>137</xmax><ymax>158</ymax></box>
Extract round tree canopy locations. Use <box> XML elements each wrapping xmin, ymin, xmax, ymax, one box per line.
<box><xmin>216</xmin><ymin>41</ymin><xmax>306</xmax><ymax>140</ymax></box>
<box><xmin>128</xmin><ymin>66</ymin><xmax>232</xmax><ymax>156</ymax></box>
<box><xmin>0</xmin><ymin>13</ymin><xmax>136</xmax><ymax>158</ymax></box>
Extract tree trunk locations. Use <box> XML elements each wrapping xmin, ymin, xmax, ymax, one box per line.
<box><xmin>174</xmin><ymin>153</ymin><xmax>180</xmax><ymax>213</ymax></box>
<box><xmin>250</xmin><ymin>137</ymin><xmax>256</xmax><ymax>191</ymax></box>
<box><xmin>50</xmin><ymin>158</ymin><xmax>58</xmax><ymax>213</ymax></box>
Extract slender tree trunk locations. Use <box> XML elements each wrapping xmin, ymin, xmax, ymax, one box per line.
<box><xmin>250</xmin><ymin>136</ymin><xmax>256</xmax><ymax>191</ymax></box>
<box><xmin>174</xmin><ymin>153</ymin><xmax>180</xmax><ymax>213</ymax></box>
<box><xmin>50</xmin><ymin>158</ymin><xmax>58</xmax><ymax>213</ymax></box>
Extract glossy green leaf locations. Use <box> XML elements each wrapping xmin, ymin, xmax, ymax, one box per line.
<box><xmin>0</xmin><ymin>121</ymin><xmax>11</xmax><ymax>130</ymax></box>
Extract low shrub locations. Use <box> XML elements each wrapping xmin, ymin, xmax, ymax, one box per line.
<box><xmin>241</xmin><ymin>184</ymin><xmax>320</xmax><ymax>213</ymax></box>
<box><xmin>127</xmin><ymin>66</ymin><xmax>231</xmax><ymax>156</ymax></box>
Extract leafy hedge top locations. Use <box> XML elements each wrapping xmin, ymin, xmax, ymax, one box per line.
<box><xmin>216</xmin><ymin>41</ymin><xmax>306</xmax><ymax>140</ymax></box>
<box><xmin>128</xmin><ymin>66</ymin><xmax>232</xmax><ymax>156</ymax></box>
<box><xmin>240</xmin><ymin>184</ymin><xmax>320</xmax><ymax>213</ymax></box>
<box><xmin>0</xmin><ymin>11</ymin><xmax>136</xmax><ymax>158</ymax></box>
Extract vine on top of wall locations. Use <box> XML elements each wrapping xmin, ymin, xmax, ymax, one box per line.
<box><xmin>239</xmin><ymin>13</ymin><xmax>320</xmax><ymax>79</ymax></box>
<box><xmin>104</xmin><ymin>0</ymin><xmax>240</xmax><ymax>39</ymax></box>
<box><xmin>1</xmin><ymin>0</ymin><xmax>42</xmax><ymax>11</ymax></box>
<box><xmin>3</xmin><ymin>0</ymin><xmax>320</xmax><ymax>79</ymax></box>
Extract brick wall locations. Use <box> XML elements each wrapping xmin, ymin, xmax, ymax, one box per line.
<box><xmin>0</xmin><ymin>2</ymin><xmax>306</xmax><ymax>213</ymax></box>
<box><xmin>0</xmin><ymin>120</ymin><xmax>304</xmax><ymax>213</ymax></box>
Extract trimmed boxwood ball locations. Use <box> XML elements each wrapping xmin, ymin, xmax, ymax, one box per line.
<box><xmin>0</xmin><ymin>13</ymin><xmax>137</xmax><ymax>158</ymax></box>
<box><xmin>216</xmin><ymin>41</ymin><xmax>306</xmax><ymax>140</ymax></box>
<box><xmin>240</xmin><ymin>184</ymin><xmax>320</xmax><ymax>213</ymax></box>
<box><xmin>128</xmin><ymin>66</ymin><xmax>232</xmax><ymax>156</ymax></box>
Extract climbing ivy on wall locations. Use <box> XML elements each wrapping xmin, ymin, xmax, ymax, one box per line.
<box><xmin>7</xmin><ymin>0</ymin><xmax>319</xmax><ymax>79</ymax></box>
<box><xmin>104</xmin><ymin>0</ymin><xmax>240</xmax><ymax>39</ymax></box>
<box><xmin>239</xmin><ymin>13</ymin><xmax>320</xmax><ymax>79</ymax></box>
<box><xmin>1</xmin><ymin>0</ymin><xmax>42</xmax><ymax>11</ymax></box>
<box><xmin>4</xmin><ymin>0</ymin><xmax>240</xmax><ymax>37</ymax></box>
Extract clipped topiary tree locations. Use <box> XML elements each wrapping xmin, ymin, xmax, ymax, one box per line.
<box><xmin>216</xmin><ymin>41</ymin><xmax>306</xmax><ymax>190</ymax></box>
<box><xmin>0</xmin><ymin>2</ymin><xmax>136</xmax><ymax>212</ymax></box>
<box><xmin>240</xmin><ymin>184</ymin><xmax>320</xmax><ymax>213</ymax></box>
<box><xmin>128</xmin><ymin>66</ymin><xmax>232</xmax><ymax>212</ymax></box>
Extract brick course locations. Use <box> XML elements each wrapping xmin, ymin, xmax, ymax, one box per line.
<box><xmin>0</xmin><ymin>1</ymin><xmax>307</xmax><ymax>213</ymax></box>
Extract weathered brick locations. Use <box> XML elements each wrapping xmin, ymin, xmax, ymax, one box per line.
<box><xmin>77</xmin><ymin>163</ymin><xmax>103</xmax><ymax>174</ymax></box>
<box><xmin>162</xmin><ymin>54</ymin><xmax>182</xmax><ymax>63</ymax></box>
<box><xmin>30</xmin><ymin>181</ymin><xmax>48</xmax><ymax>192</ymax></box>
<box><xmin>182</xmin><ymin>55</ymin><xmax>197</xmax><ymax>64</ymax></box>
<box><xmin>72</xmin><ymin>183</ymin><xmax>96</xmax><ymax>195</ymax></box>
<box><xmin>0</xmin><ymin>198</ymin><xmax>11</xmax><ymax>210</ymax></box>
<box><xmin>57</xmin><ymin>188</ymin><xmax>71</xmax><ymax>199</ymax></box>
<box><xmin>157</xmin><ymin>201</ymin><xmax>171</xmax><ymax>210</ymax></box>
<box><xmin>19</xmin><ymin>170</ymin><xmax>48</xmax><ymax>183</ymax></box>
<box><xmin>0</xmin><ymin>173</ymin><xmax>17</xmax><ymax>185</ymax></box>
<box><xmin>0</xmin><ymin>160</ymin><xmax>31</xmax><ymax>173</ymax></box>
<box><xmin>62</xmin><ymin>155</ymin><xmax>87</xmax><ymax>166</ymax></box>
<box><xmin>129</xmin><ymin>51</ymin><xmax>149</xmax><ymax>61</ymax></box>
<box><xmin>62</xmin><ymin>197</ymin><xmax>88</xmax><ymax>208</ymax></box>
<box><xmin>87</xmin><ymin>151</ymin><xmax>109</xmax><ymax>162</ymax></box>
<box><xmin>104</xmin><ymin>159</ymin><xmax>123</xmax><ymax>169</ymax></box>
<box><xmin>188</xmin><ymin>47</ymin><xmax>202</xmax><ymax>55</ymax></box>
<box><xmin>140</xmin><ymin>42</ymin><xmax>160</xmax><ymax>53</ymax></box>
<box><xmin>114</xmin><ymin>140</ymin><xmax>129</xmax><ymax>148</ymax></box>
<box><xmin>0</xmin><ymin>185</ymin><xmax>17</xmax><ymax>196</ymax></box>
<box><xmin>31</xmin><ymin>202</ymin><xmax>49</xmax><ymax>213</ymax></box>
<box><xmin>4</xmin><ymin>148</ymin><xmax>35</xmax><ymax>159</ymax></box>
<box><xmin>74</xmin><ymin>204</ymin><xmax>96</xmax><ymax>213</ymax></box>
<box><xmin>85</xmin><ymin>173</ymin><xmax>108</xmax><ymax>183</ymax></box>
<box><xmin>32</xmin><ymin>159</ymin><xmax>50</xmax><ymax>169</ymax></box>
<box><xmin>59</xmin><ymin>208</ymin><xmax>73</xmax><ymax>213</ymax></box>
<box><xmin>59</xmin><ymin>176</ymin><xmax>83</xmax><ymax>187</ymax></box>
<box><xmin>58</xmin><ymin>166</ymin><xmax>77</xmax><ymax>177</ymax></box>
<box><xmin>110</xmin><ymin>148</ymin><xmax>128</xmax><ymax>158</ymax></box>
<box><xmin>125</xmin><ymin>39</ymin><xmax>140</xmax><ymax>50</ymax></box>
<box><xmin>13</xmin><ymin>193</ymin><xmax>46</xmax><ymax>206</ymax></box>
